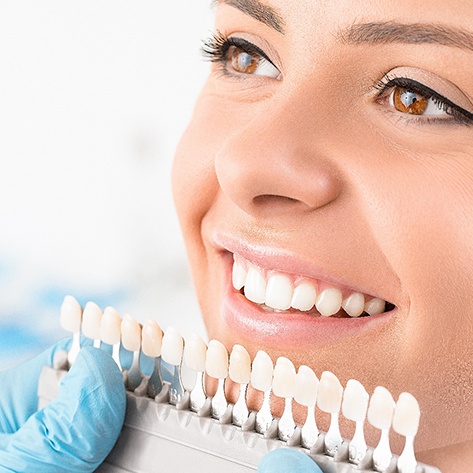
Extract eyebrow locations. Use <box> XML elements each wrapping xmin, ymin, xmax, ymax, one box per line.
<box><xmin>338</xmin><ymin>21</ymin><xmax>473</xmax><ymax>53</ymax></box>
<box><xmin>212</xmin><ymin>0</ymin><xmax>285</xmax><ymax>34</ymax></box>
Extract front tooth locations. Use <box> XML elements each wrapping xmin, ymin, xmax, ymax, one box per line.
<box><xmin>316</xmin><ymin>288</ymin><xmax>343</xmax><ymax>316</ymax></box>
<box><xmin>184</xmin><ymin>334</ymin><xmax>207</xmax><ymax>372</ymax></box>
<box><xmin>60</xmin><ymin>295</ymin><xmax>82</xmax><ymax>333</ymax></box>
<box><xmin>141</xmin><ymin>319</ymin><xmax>163</xmax><ymax>358</ymax></box>
<box><xmin>81</xmin><ymin>301</ymin><xmax>102</xmax><ymax>340</ymax></box>
<box><xmin>205</xmin><ymin>339</ymin><xmax>229</xmax><ymax>379</ymax></box>
<box><xmin>161</xmin><ymin>327</ymin><xmax>184</xmax><ymax>366</ymax></box>
<box><xmin>367</xmin><ymin>386</ymin><xmax>395</xmax><ymax>430</ymax></box>
<box><xmin>392</xmin><ymin>392</ymin><xmax>420</xmax><ymax>438</ymax></box>
<box><xmin>244</xmin><ymin>266</ymin><xmax>266</xmax><ymax>304</ymax></box>
<box><xmin>295</xmin><ymin>365</ymin><xmax>319</xmax><ymax>407</ymax></box>
<box><xmin>342</xmin><ymin>379</ymin><xmax>369</xmax><ymax>421</ymax></box>
<box><xmin>291</xmin><ymin>283</ymin><xmax>317</xmax><ymax>311</ymax></box>
<box><xmin>317</xmin><ymin>371</ymin><xmax>343</xmax><ymax>413</ymax></box>
<box><xmin>232</xmin><ymin>259</ymin><xmax>247</xmax><ymax>291</ymax></box>
<box><xmin>250</xmin><ymin>350</ymin><xmax>274</xmax><ymax>392</ymax></box>
<box><xmin>272</xmin><ymin>357</ymin><xmax>296</xmax><ymax>398</ymax></box>
<box><xmin>342</xmin><ymin>292</ymin><xmax>365</xmax><ymax>318</ymax></box>
<box><xmin>265</xmin><ymin>274</ymin><xmax>293</xmax><ymax>310</ymax></box>
<box><xmin>364</xmin><ymin>298</ymin><xmax>386</xmax><ymax>316</ymax></box>
<box><xmin>121</xmin><ymin>314</ymin><xmax>141</xmax><ymax>352</ymax></box>
<box><xmin>100</xmin><ymin>307</ymin><xmax>122</xmax><ymax>345</ymax></box>
<box><xmin>229</xmin><ymin>344</ymin><xmax>251</xmax><ymax>384</ymax></box>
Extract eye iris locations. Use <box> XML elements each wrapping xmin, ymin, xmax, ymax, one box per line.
<box><xmin>230</xmin><ymin>49</ymin><xmax>258</xmax><ymax>74</ymax></box>
<box><xmin>393</xmin><ymin>87</ymin><xmax>428</xmax><ymax>115</ymax></box>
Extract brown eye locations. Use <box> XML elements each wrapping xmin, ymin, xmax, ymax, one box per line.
<box><xmin>229</xmin><ymin>48</ymin><xmax>259</xmax><ymax>74</ymax></box>
<box><xmin>393</xmin><ymin>87</ymin><xmax>428</xmax><ymax>115</ymax></box>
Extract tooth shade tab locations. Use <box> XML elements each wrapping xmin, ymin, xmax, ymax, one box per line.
<box><xmin>295</xmin><ymin>365</ymin><xmax>319</xmax><ymax>407</ymax></box>
<box><xmin>367</xmin><ymin>386</ymin><xmax>395</xmax><ymax>430</ymax></box>
<box><xmin>100</xmin><ymin>307</ymin><xmax>122</xmax><ymax>345</ymax></box>
<box><xmin>232</xmin><ymin>259</ymin><xmax>247</xmax><ymax>291</ymax></box>
<box><xmin>342</xmin><ymin>379</ymin><xmax>369</xmax><ymax>422</ymax></box>
<box><xmin>291</xmin><ymin>283</ymin><xmax>316</xmax><ymax>311</ymax></box>
<box><xmin>342</xmin><ymin>292</ymin><xmax>365</xmax><ymax>318</ymax></box>
<box><xmin>316</xmin><ymin>288</ymin><xmax>343</xmax><ymax>317</ymax></box>
<box><xmin>161</xmin><ymin>327</ymin><xmax>184</xmax><ymax>366</ymax></box>
<box><xmin>81</xmin><ymin>301</ymin><xmax>102</xmax><ymax>340</ymax></box>
<box><xmin>121</xmin><ymin>314</ymin><xmax>142</xmax><ymax>352</ymax></box>
<box><xmin>205</xmin><ymin>340</ymin><xmax>229</xmax><ymax>379</ymax></box>
<box><xmin>141</xmin><ymin>319</ymin><xmax>163</xmax><ymax>357</ymax></box>
<box><xmin>250</xmin><ymin>350</ymin><xmax>274</xmax><ymax>392</ymax></box>
<box><xmin>229</xmin><ymin>344</ymin><xmax>251</xmax><ymax>384</ymax></box>
<box><xmin>364</xmin><ymin>298</ymin><xmax>386</xmax><ymax>316</ymax></box>
<box><xmin>272</xmin><ymin>357</ymin><xmax>296</xmax><ymax>398</ymax></box>
<box><xmin>244</xmin><ymin>266</ymin><xmax>266</xmax><ymax>304</ymax></box>
<box><xmin>60</xmin><ymin>295</ymin><xmax>82</xmax><ymax>333</ymax></box>
<box><xmin>265</xmin><ymin>274</ymin><xmax>293</xmax><ymax>311</ymax></box>
<box><xmin>393</xmin><ymin>392</ymin><xmax>420</xmax><ymax>437</ymax></box>
<box><xmin>317</xmin><ymin>371</ymin><xmax>343</xmax><ymax>413</ymax></box>
<box><xmin>184</xmin><ymin>334</ymin><xmax>207</xmax><ymax>372</ymax></box>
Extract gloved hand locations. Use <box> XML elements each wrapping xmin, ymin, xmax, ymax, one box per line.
<box><xmin>258</xmin><ymin>448</ymin><xmax>324</xmax><ymax>473</ymax></box>
<box><xmin>0</xmin><ymin>339</ymin><xmax>126</xmax><ymax>472</ymax></box>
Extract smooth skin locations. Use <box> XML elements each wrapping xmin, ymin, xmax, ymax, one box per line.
<box><xmin>172</xmin><ymin>0</ymin><xmax>473</xmax><ymax>471</ymax></box>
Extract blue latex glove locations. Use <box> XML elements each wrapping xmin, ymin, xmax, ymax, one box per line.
<box><xmin>258</xmin><ymin>449</ymin><xmax>324</xmax><ymax>473</ymax></box>
<box><xmin>0</xmin><ymin>340</ymin><xmax>126</xmax><ymax>472</ymax></box>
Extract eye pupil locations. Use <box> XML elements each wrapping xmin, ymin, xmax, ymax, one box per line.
<box><xmin>393</xmin><ymin>87</ymin><xmax>428</xmax><ymax>115</ymax></box>
<box><xmin>231</xmin><ymin>49</ymin><xmax>258</xmax><ymax>74</ymax></box>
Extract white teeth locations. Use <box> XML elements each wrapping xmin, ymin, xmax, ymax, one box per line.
<box><xmin>364</xmin><ymin>298</ymin><xmax>386</xmax><ymax>316</ymax></box>
<box><xmin>367</xmin><ymin>386</ymin><xmax>395</xmax><ymax>430</ymax></box>
<box><xmin>232</xmin><ymin>258</ymin><xmax>247</xmax><ymax>291</ymax></box>
<box><xmin>316</xmin><ymin>288</ymin><xmax>343</xmax><ymax>317</ymax></box>
<box><xmin>244</xmin><ymin>266</ymin><xmax>266</xmax><ymax>304</ymax></box>
<box><xmin>317</xmin><ymin>371</ymin><xmax>343</xmax><ymax>413</ymax></box>
<box><xmin>100</xmin><ymin>307</ymin><xmax>122</xmax><ymax>345</ymax></box>
<box><xmin>141</xmin><ymin>319</ymin><xmax>163</xmax><ymax>358</ymax></box>
<box><xmin>250</xmin><ymin>350</ymin><xmax>274</xmax><ymax>392</ymax></box>
<box><xmin>229</xmin><ymin>344</ymin><xmax>251</xmax><ymax>384</ymax></box>
<box><xmin>295</xmin><ymin>365</ymin><xmax>319</xmax><ymax>407</ymax></box>
<box><xmin>184</xmin><ymin>334</ymin><xmax>207</xmax><ymax>372</ymax></box>
<box><xmin>272</xmin><ymin>357</ymin><xmax>296</xmax><ymax>399</ymax></box>
<box><xmin>60</xmin><ymin>295</ymin><xmax>82</xmax><ymax>333</ymax></box>
<box><xmin>392</xmin><ymin>392</ymin><xmax>420</xmax><ymax>437</ymax></box>
<box><xmin>265</xmin><ymin>274</ymin><xmax>293</xmax><ymax>311</ymax></box>
<box><xmin>342</xmin><ymin>379</ymin><xmax>369</xmax><ymax>421</ymax></box>
<box><xmin>342</xmin><ymin>292</ymin><xmax>365</xmax><ymax>318</ymax></box>
<box><xmin>291</xmin><ymin>283</ymin><xmax>317</xmax><ymax>311</ymax></box>
<box><xmin>81</xmin><ymin>301</ymin><xmax>102</xmax><ymax>341</ymax></box>
<box><xmin>121</xmin><ymin>315</ymin><xmax>142</xmax><ymax>352</ymax></box>
<box><xmin>161</xmin><ymin>327</ymin><xmax>184</xmax><ymax>366</ymax></box>
<box><xmin>205</xmin><ymin>340</ymin><xmax>229</xmax><ymax>379</ymax></box>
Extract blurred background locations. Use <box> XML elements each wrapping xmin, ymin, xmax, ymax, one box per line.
<box><xmin>0</xmin><ymin>1</ymin><xmax>213</xmax><ymax>369</ymax></box>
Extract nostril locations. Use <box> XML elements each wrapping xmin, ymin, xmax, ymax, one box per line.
<box><xmin>253</xmin><ymin>194</ymin><xmax>300</xmax><ymax>206</ymax></box>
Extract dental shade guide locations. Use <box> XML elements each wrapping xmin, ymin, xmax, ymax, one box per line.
<box><xmin>38</xmin><ymin>296</ymin><xmax>442</xmax><ymax>473</ymax></box>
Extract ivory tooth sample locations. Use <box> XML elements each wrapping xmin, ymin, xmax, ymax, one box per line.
<box><xmin>184</xmin><ymin>334</ymin><xmax>208</xmax><ymax>411</ymax></box>
<box><xmin>205</xmin><ymin>340</ymin><xmax>229</xmax><ymax>420</ymax></box>
<box><xmin>81</xmin><ymin>301</ymin><xmax>102</xmax><ymax>348</ymax></box>
<box><xmin>393</xmin><ymin>392</ymin><xmax>420</xmax><ymax>473</ymax></box>
<box><xmin>250</xmin><ymin>350</ymin><xmax>274</xmax><ymax>434</ymax></box>
<box><xmin>100</xmin><ymin>306</ymin><xmax>122</xmax><ymax>370</ymax></box>
<box><xmin>161</xmin><ymin>327</ymin><xmax>185</xmax><ymax>405</ymax></box>
<box><xmin>368</xmin><ymin>386</ymin><xmax>395</xmax><ymax>472</ymax></box>
<box><xmin>60</xmin><ymin>296</ymin><xmax>83</xmax><ymax>365</ymax></box>
<box><xmin>272</xmin><ymin>357</ymin><xmax>297</xmax><ymax>441</ymax></box>
<box><xmin>342</xmin><ymin>379</ymin><xmax>369</xmax><ymax>464</ymax></box>
<box><xmin>141</xmin><ymin>319</ymin><xmax>164</xmax><ymax>397</ymax></box>
<box><xmin>295</xmin><ymin>365</ymin><xmax>319</xmax><ymax>448</ymax></box>
<box><xmin>121</xmin><ymin>314</ymin><xmax>142</xmax><ymax>390</ymax></box>
<box><xmin>229</xmin><ymin>344</ymin><xmax>251</xmax><ymax>427</ymax></box>
<box><xmin>317</xmin><ymin>371</ymin><xmax>343</xmax><ymax>456</ymax></box>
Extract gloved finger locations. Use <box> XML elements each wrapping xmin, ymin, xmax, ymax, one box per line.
<box><xmin>0</xmin><ymin>347</ymin><xmax>126</xmax><ymax>473</ymax></box>
<box><xmin>258</xmin><ymin>448</ymin><xmax>324</xmax><ymax>473</ymax></box>
<box><xmin>0</xmin><ymin>338</ymin><xmax>72</xmax><ymax>434</ymax></box>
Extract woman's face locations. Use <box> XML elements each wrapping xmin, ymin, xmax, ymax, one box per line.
<box><xmin>172</xmin><ymin>0</ymin><xmax>473</xmax><ymax>464</ymax></box>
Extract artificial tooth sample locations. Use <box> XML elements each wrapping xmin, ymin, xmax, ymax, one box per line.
<box><xmin>229</xmin><ymin>344</ymin><xmax>251</xmax><ymax>426</ymax></box>
<box><xmin>315</xmin><ymin>288</ymin><xmax>342</xmax><ymax>317</ymax></box>
<box><xmin>184</xmin><ymin>334</ymin><xmax>208</xmax><ymax>411</ymax></box>
<box><xmin>244</xmin><ymin>266</ymin><xmax>266</xmax><ymax>304</ymax></box>
<box><xmin>393</xmin><ymin>392</ymin><xmax>420</xmax><ymax>473</ymax></box>
<box><xmin>364</xmin><ymin>298</ymin><xmax>385</xmax><ymax>316</ymax></box>
<box><xmin>317</xmin><ymin>371</ymin><xmax>343</xmax><ymax>455</ymax></box>
<box><xmin>232</xmin><ymin>258</ymin><xmax>247</xmax><ymax>291</ymax></box>
<box><xmin>295</xmin><ymin>365</ymin><xmax>319</xmax><ymax>448</ymax></box>
<box><xmin>250</xmin><ymin>350</ymin><xmax>274</xmax><ymax>434</ymax></box>
<box><xmin>121</xmin><ymin>315</ymin><xmax>142</xmax><ymax>390</ymax></box>
<box><xmin>142</xmin><ymin>319</ymin><xmax>164</xmax><ymax>397</ymax></box>
<box><xmin>342</xmin><ymin>379</ymin><xmax>369</xmax><ymax>464</ymax></box>
<box><xmin>368</xmin><ymin>386</ymin><xmax>395</xmax><ymax>472</ymax></box>
<box><xmin>291</xmin><ymin>283</ymin><xmax>317</xmax><ymax>311</ymax></box>
<box><xmin>206</xmin><ymin>340</ymin><xmax>229</xmax><ymax>419</ymax></box>
<box><xmin>161</xmin><ymin>327</ymin><xmax>185</xmax><ymax>405</ymax></box>
<box><xmin>100</xmin><ymin>306</ymin><xmax>122</xmax><ymax>370</ymax></box>
<box><xmin>341</xmin><ymin>292</ymin><xmax>365</xmax><ymax>318</ymax></box>
<box><xmin>60</xmin><ymin>295</ymin><xmax>82</xmax><ymax>365</ymax></box>
<box><xmin>265</xmin><ymin>274</ymin><xmax>293</xmax><ymax>311</ymax></box>
<box><xmin>81</xmin><ymin>301</ymin><xmax>102</xmax><ymax>348</ymax></box>
<box><xmin>273</xmin><ymin>357</ymin><xmax>297</xmax><ymax>441</ymax></box>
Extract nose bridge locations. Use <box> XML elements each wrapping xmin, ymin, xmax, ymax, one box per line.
<box><xmin>214</xmin><ymin>94</ymin><xmax>343</xmax><ymax>217</ymax></box>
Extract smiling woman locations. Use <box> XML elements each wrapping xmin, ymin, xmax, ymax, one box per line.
<box><xmin>172</xmin><ymin>0</ymin><xmax>473</xmax><ymax>471</ymax></box>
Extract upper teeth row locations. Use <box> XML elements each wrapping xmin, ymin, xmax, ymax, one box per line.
<box><xmin>232</xmin><ymin>255</ymin><xmax>386</xmax><ymax>317</ymax></box>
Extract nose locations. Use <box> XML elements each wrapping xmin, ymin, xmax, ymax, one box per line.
<box><xmin>215</xmin><ymin>102</ymin><xmax>343</xmax><ymax>218</ymax></box>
